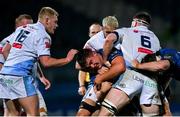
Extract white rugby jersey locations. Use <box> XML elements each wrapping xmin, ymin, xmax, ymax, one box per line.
<box><xmin>83</xmin><ymin>31</ymin><xmax>105</xmax><ymax>50</ymax></box>
<box><xmin>0</xmin><ymin>43</ymin><xmax>5</xmax><ymax>64</ymax></box>
<box><xmin>114</xmin><ymin>26</ymin><xmax>161</xmax><ymax>68</ymax></box>
<box><xmin>0</xmin><ymin>22</ymin><xmax>51</xmax><ymax>76</ymax></box>
<box><xmin>1</xmin><ymin>33</ymin><xmax>15</xmax><ymax>46</ymax></box>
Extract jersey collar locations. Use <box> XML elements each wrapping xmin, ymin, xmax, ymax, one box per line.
<box><xmin>37</xmin><ymin>21</ymin><xmax>46</xmax><ymax>31</ymax></box>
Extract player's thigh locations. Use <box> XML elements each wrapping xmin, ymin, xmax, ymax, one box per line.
<box><xmin>18</xmin><ymin>95</ymin><xmax>39</xmax><ymax>116</ymax></box>
<box><xmin>77</xmin><ymin>85</ymin><xmax>99</xmax><ymax>115</ymax></box>
<box><xmin>104</xmin><ymin>88</ymin><xmax>130</xmax><ymax>110</ymax></box>
<box><xmin>141</xmin><ymin>104</ymin><xmax>159</xmax><ymax>114</ymax></box>
<box><xmin>4</xmin><ymin>99</ymin><xmax>21</xmax><ymax>116</ymax></box>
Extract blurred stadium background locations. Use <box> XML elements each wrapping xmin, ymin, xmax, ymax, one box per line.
<box><xmin>0</xmin><ymin>0</ymin><xmax>180</xmax><ymax>116</ymax></box>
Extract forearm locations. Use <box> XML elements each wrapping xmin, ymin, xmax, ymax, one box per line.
<box><xmin>2</xmin><ymin>43</ymin><xmax>11</xmax><ymax>60</ymax></box>
<box><xmin>98</xmin><ymin>64</ymin><xmax>125</xmax><ymax>82</ymax></box>
<box><xmin>103</xmin><ymin>34</ymin><xmax>117</xmax><ymax>61</ymax></box>
<box><xmin>137</xmin><ymin>60</ymin><xmax>170</xmax><ymax>72</ymax></box>
<box><xmin>40</xmin><ymin>56</ymin><xmax>70</xmax><ymax>68</ymax></box>
<box><xmin>78</xmin><ymin>71</ymin><xmax>87</xmax><ymax>87</ymax></box>
<box><xmin>37</xmin><ymin>62</ymin><xmax>44</xmax><ymax>77</ymax></box>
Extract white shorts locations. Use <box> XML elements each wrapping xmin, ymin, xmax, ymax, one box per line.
<box><xmin>0</xmin><ymin>74</ymin><xmax>37</xmax><ymax>100</ymax></box>
<box><xmin>82</xmin><ymin>85</ymin><xmax>97</xmax><ymax>102</ymax></box>
<box><xmin>113</xmin><ymin>69</ymin><xmax>161</xmax><ymax>105</ymax></box>
<box><xmin>2</xmin><ymin>87</ymin><xmax>47</xmax><ymax>116</ymax></box>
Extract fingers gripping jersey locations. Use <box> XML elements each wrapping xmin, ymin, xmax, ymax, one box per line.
<box><xmin>0</xmin><ymin>22</ymin><xmax>51</xmax><ymax>76</ymax></box>
<box><xmin>114</xmin><ymin>26</ymin><xmax>161</xmax><ymax>68</ymax></box>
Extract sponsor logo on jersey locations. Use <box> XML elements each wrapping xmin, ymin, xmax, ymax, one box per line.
<box><xmin>12</xmin><ymin>42</ymin><xmax>22</xmax><ymax>49</ymax></box>
<box><xmin>0</xmin><ymin>47</ymin><xmax>3</xmax><ymax>54</ymax></box>
<box><xmin>45</xmin><ymin>42</ymin><xmax>50</xmax><ymax>48</ymax></box>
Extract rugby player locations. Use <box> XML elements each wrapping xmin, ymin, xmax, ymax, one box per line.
<box><xmin>78</xmin><ymin>23</ymin><xmax>102</xmax><ymax>96</ymax></box>
<box><xmin>97</xmin><ymin>11</ymin><xmax>161</xmax><ymax>116</ymax></box>
<box><xmin>0</xmin><ymin>7</ymin><xmax>77</xmax><ymax>116</ymax></box>
<box><xmin>76</xmin><ymin>16</ymin><xmax>119</xmax><ymax>116</ymax></box>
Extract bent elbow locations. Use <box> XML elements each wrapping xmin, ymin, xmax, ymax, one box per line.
<box><xmin>41</xmin><ymin>62</ymin><xmax>50</xmax><ymax>68</ymax></box>
<box><xmin>117</xmin><ymin>64</ymin><xmax>126</xmax><ymax>74</ymax></box>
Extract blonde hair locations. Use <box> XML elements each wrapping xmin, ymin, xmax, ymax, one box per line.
<box><xmin>15</xmin><ymin>14</ymin><xmax>32</xmax><ymax>26</ymax></box>
<box><xmin>38</xmin><ymin>7</ymin><xmax>59</xmax><ymax>20</ymax></box>
<box><xmin>102</xmin><ymin>16</ymin><xmax>119</xmax><ymax>28</ymax></box>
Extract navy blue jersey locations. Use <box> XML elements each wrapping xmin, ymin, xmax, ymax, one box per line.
<box><xmin>157</xmin><ymin>48</ymin><xmax>180</xmax><ymax>81</ymax></box>
<box><xmin>88</xmin><ymin>48</ymin><xmax>123</xmax><ymax>86</ymax></box>
<box><xmin>157</xmin><ymin>48</ymin><xmax>180</xmax><ymax>69</ymax></box>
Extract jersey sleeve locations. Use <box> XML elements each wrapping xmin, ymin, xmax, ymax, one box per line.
<box><xmin>0</xmin><ymin>44</ymin><xmax>5</xmax><ymax>64</ymax></box>
<box><xmin>83</xmin><ymin>40</ymin><xmax>96</xmax><ymax>51</ymax></box>
<box><xmin>36</xmin><ymin>36</ymin><xmax>51</xmax><ymax>57</ymax></box>
<box><xmin>108</xmin><ymin>48</ymin><xmax>123</xmax><ymax>63</ymax></box>
<box><xmin>114</xmin><ymin>28</ymin><xmax>125</xmax><ymax>49</ymax></box>
<box><xmin>1</xmin><ymin>33</ymin><xmax>15</xmax><ymax>46</ymax></box>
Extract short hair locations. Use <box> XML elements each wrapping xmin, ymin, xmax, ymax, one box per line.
<box><xmin>133</xmin><ymin>11</ymin><xmax>151</xmax><ymax>25</ymax></box>
<box><xmin>38</xmin><ymin>7</ymin><xmax>59</xmax><ymax>20</ymax></box>
<box><xmin>102</xmin><ymin>16</ymin><xmax>119</xmax><ymax>29</ymax></box>
<box><xmin>76</xmin><ymin>49</ymin><xmax>94</xmax><ymax>71</ymax></box>
<box><xmin>15</xmin><ymin>14</ymin><xmax>32</xmax><ymax>26</ymax></box>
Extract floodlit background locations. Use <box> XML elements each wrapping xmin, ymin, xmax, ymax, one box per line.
<box><xmin>0</xmin><ymin>0</ymin><xmax>180</xmax><ymax>116</ymax></box>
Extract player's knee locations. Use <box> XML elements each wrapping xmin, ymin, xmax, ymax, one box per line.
<box><xmin>141</xmin><ymin>104</ymin><xmax>159</xmax><ymax>116</ymax></box>
<box><xmin>77</xmin><ymin>101</ymin><xmax>100</xmax><ymax>116</ymax></box>
<box><xmin>101</xmin><ymin>99</ymin><xmax>118</xmax><ymax>115</ymax></box>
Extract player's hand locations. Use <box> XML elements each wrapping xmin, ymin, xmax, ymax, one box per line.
<box><xmin>39</xmin><ymin>76</ymin><xmax>51</xmax><ymax>90</ymax></box>
<box><xmin>104</xmin><ymin>61</ymin><xmax>111</xmax><ymax>68</ymax></box>
<box><xmin>78</xmin><ymin>86</ymin><xmax>86</xmax><ymax>96</ymax></box>
<box><xmin>66</xmin><ymin>49</ymin><xmax>78</xmax><ymax>62</ymax></box>
<box><xmin>131</xmin><ymin>59</ymin><xmax>140</xmax><ymax>68</ymax></box>
<box><xmin>98</xmin><ymin>66</ymin><xmax>109</xmax><ymax>74</ymax></box>
<box><xmin>94</xmin><ymin>75</ymin><xmax>103</xmax><ymax>91</ymax></box>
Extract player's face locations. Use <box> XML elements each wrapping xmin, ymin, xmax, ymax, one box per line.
<box><xmin>21</xmin><ymin>19</ymin><xmax>33</xmax><ymax>25</ymax></box>
<box><xmin>86</xmin><ymin>52</ymin><xmax>103</xmax><ymax>71</ymax></box>
<box><xmin>89</xmin><ymin>25</ymin><xmax>102</xmax><ymax>37</ymax></box>
<box><xmin>16</xmin><ymin>19</ymin><xmax>33</xmax><ymax>28</ymax></box>
<box><xmin>46</xmin><ymin>15</ymin><xmax>58</xmax><ymax>34</ymax></box>
<box><xmin>103</xmin><ymin>25</ymin><xmax>115</xmax><ymax>38</ymax></box>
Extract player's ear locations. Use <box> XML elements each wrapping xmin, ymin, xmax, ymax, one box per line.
<box><xmin>45</xmin><ymin>16</ymin><xmax>49</xmax><ymax>25</ymax></box>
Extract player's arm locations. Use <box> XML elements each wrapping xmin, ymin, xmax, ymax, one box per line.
<box><xmin>132</xmin><ymin>59</ymin><xmax>170</xmax><ymax>72</ymax></box>
<box><xmin>2</xmin><ymin>42</ymin><xmax>11</xmax><ymax>59</ymax></box>
<box><xmin>95</xmin><ymin>56</ymin><xmax>125</xmax><ymax>84</ymax></box>
<box><xmin>39</xmin><ymin>49</ymin><xmax>78</xmax><ymax>68</ymax></box>
<box><xmin>103</xmin><ymin>32</ymin><xmax>118</xmax><ymax>63</ymax></box>
<box><xmin>75</xmin><ymin>61</ymin><xmax>87</xmax><ymax>95</ymax></box>
<box><xmin>37</xmin><ymin>62</ymin><xmax>51</xmax><ymax>90</ymax></box>
<box><xmin>78</xmin><ymin>71</ymin><xmax>87</xmax><ymax>96</ymax></box>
